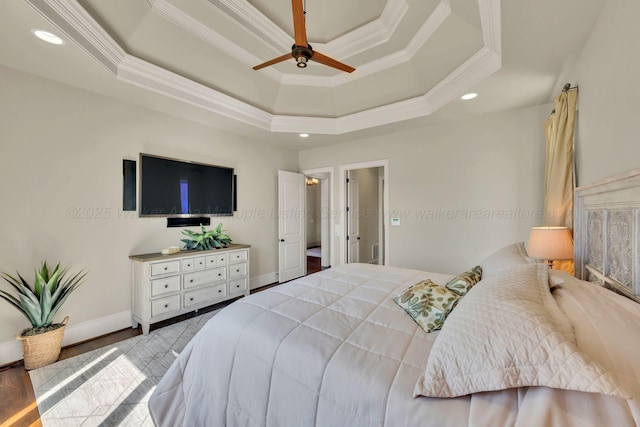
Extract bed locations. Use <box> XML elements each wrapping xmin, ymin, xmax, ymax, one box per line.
<box><xmin>149</xmin><ymin>169</ymin><xmax>640</xmax><ymax>427</ymax></box>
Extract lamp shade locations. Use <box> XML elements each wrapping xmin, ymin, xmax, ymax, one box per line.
<box><xmin>527</xmin><ymin>226</ymin><xmax>574</xmax><ymax>260</ymax></box>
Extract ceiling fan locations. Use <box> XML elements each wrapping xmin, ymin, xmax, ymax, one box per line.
<box><xmin>252</xmin><ymin>0</ymin><xmax>356</xmax><ymax>73</ymax></box>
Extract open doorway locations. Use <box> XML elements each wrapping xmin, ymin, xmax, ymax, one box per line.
<box><xmin>303</xmin><ymin>168</ymin><xmax>333</xmax><ymax>274</ymax></box>
<box><xmin>340</xmin><ymin>160</ymin><xmax>389</xmax><ymax>266</ymax></box>
<box><xmin>346</xmin><ymin>167</ymin><xmax>384</xmax><ymax>264</ymax></box>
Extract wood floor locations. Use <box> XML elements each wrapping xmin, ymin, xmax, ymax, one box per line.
<box><xmin>307</xmin><ymin>254</ymin><xmax>322</xmax><ymax>274</ymax></box>
<box><xmin>0</xmin><ymin>267</ymin><xmax>330</xmax><ymax>427</ymax></box>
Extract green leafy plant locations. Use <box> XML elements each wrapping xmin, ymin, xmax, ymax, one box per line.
<box><xmin>181</xmin><ymin>223</ymin><xmax>232</xmax><ymax>250</ymax></box>
<box><xmin>0</xmin><ymin>262</ymin><xmax>86</xmax><ymax>335</ymax></box>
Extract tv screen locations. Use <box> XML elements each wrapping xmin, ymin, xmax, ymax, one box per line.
<box><xmin>140</xmin><ymin>154</ymin><xmax>234</xmax><ymax>217</ymax></box>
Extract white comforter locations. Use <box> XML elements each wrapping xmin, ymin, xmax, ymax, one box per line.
<box><xmin>149</xmin><ymin>264</ymin><xmax>640</xmax><ymax>427</ymax></box>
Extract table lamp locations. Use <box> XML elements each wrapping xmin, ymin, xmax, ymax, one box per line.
<box><xmin>527</xmin><ymin>226</ymin><xmax>574</xmax><ymax>267</ymax></box>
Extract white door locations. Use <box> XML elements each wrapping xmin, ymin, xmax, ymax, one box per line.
<box><xmin>347</xmin><ymin>172</ymin><xmax>360</xmax><ymax>263</ymax></box>
<box><xmin>278</xmin><ymin>170</ymin><xmax>306</xmax><ymax>282</ymax></box>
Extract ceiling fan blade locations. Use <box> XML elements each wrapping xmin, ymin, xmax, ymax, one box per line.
<box><xmin>253</xmin><ymin>53</ymin><xmax>292</xmax><ymax>71</ymax></box>
<box><xmin>311</xmin><ymin>51</ymin><xmax>356</xmax><ymax>73</ymax></box>
<box><xmin>292</xmin><ymin>0</ymin><xmax>307</xmax><ymax>47</ymax></box>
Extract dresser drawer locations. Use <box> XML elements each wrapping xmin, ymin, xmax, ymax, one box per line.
<box><xmin>181</xmin><ymin>258</ymin><xmax>195</xmax><ymax>272</ymax></box>
<box><xmin>183</xmin><ymin>268</ymin><xmax>226</xmax><ymax>289</ymax></box>
<box><xmin>151</xmin><ymin>260</ymin><xmax>180</xmax><ymax>277</ymax></box>
<box><xmin>193</xmin><ymin>256</ymin><xmax>207</xmax><ymax>271</ymax></box>
<box><xmin>229</xmin><ymin>278</ymin><xmax>247</xmax><ymax>294</ymax></box>
<box><xmin>150</xmin><ymin>276</ymin><xmax>181</xmax><ymax>297</ymax></box>
<box><xmin>205</xmin><ymin>255</ymin><xmax>216</xmax><ymax>268</ymax></box>
<box><xmin>228</xmin><ymin>262</ymin><xmax>247</xmax><ymax>278</ymax></box>
<box><xmin>151</xmin><ymin>295</ymin><xmax>180</xmax><ymax>317</ymax></box>
<box><xmin>229</xmin><ymin>250</ymin><xmax>248</xmax><ymax>264</ymax></box>
<box><xmin>183</xmin><ymin>283</ymin><xmax>226</xmax><ymax>308</ymax></box>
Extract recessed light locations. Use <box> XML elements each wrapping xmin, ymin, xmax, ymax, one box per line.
<box><xmin>461</xmin><ymin>93</ymin><xmax>478</xmax><ymax>100</ymax></box>
<box><xmin>32</xmin><ymin>29</ymin><xmax>65</xmax><ymax>45</ymax></box>
<box><xmin>299</xmin><ymin>133</ymin><xmax>309</xmax><ymax>138</ymax></box>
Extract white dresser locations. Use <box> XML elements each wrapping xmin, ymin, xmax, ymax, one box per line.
<box><xmin>129</xmin><ymin>244</ymin><xmax>250</xmax><ymax>334</ymax></box>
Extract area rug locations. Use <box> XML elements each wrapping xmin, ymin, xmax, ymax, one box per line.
<box><xmin>29</xmin><ymin>309</ymin><xmax>220</xmax><ymax>426</ymax></box>
<box><xmin>307</xmin><ymin>246</ymin><xmax>321</xmax><ymax>258</ymax></box>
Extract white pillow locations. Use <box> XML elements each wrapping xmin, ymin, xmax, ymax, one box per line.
<box><xmin>481</xmin><ymin>242</ymin><xmax>534</xmax><ymax>278</ymax></box>
<box><xmin>414</xmin><ymin>263</ymin><xmax>630</xmax><ymax>399</ymax></box>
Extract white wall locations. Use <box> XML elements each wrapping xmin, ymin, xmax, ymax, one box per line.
<box><xmin>299</xmin><ymin>104</ymin><xmax>550</xmax><ymax>274</ymax></box>
<box><xmin>567</xmin><ymin>0</ymin><xmax>640</xmax><ymax>186</ymax></box>
<box><xmin>0</xmin><ymin>65</ymin><xmax>297</xmax><ymax>347</ymax></box>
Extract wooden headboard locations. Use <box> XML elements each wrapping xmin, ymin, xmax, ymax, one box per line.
<box><xmin>574</xmin><ymin>168</ymin><xmax>640</xmax><ymax>303</ymax></box>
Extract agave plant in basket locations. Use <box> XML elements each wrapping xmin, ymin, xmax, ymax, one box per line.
<box><xmin>0</xmin><ymin>262</ymin><xmax>86</xmax><ymax>336</ymax></box>
<box><xmin>181</xmin><ymin>223</ymin><xmax>232</xmax><ymax>250</ymax></box>
<box><xmin>0</xmin><ymin>262</ymin><xmax>86</xmax><ymax>369</ymax></box>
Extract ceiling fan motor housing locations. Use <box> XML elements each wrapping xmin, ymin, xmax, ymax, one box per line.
<box><xmin>292</xmin><ymin>44</ymin><xmax>313</xmax><ymax>68</ymax></box>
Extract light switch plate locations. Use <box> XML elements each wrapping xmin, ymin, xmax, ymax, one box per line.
<box><xmin>391</xmin><ymin>218</ymin><xmax>401</xmax><ymax>226</ymax></box>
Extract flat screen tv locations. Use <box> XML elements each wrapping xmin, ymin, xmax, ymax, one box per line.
<box><xmin>139</xmin><ymin>154</ymin><xmax>234</xmax><ymax>217</ymax></box>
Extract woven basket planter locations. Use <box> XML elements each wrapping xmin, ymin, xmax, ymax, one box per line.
<box><xmin>17</xmin><ymin>316</ymin><xmax>68</xmax><ymax>370</ymax></box>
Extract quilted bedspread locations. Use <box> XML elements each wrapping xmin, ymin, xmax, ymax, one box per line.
<box><xmin>148</xmin><ymin>264</ymin><xmax>640</xmax><ymax>427</ymax></box>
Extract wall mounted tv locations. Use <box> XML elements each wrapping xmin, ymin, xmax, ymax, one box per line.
<box><xmin>139</xmin><ymin>153</ymin><xmax>234</xmax><ymax>217</ymax></box>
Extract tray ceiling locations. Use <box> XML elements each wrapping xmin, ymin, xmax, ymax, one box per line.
<box><xmin>0</xmin><ymin>0</ymin><xmax>606</xmax><ymax>146</ymax></box>
<box><xmin>18</xmin><ymin>0</ymin><xmax>501</xmax><ymax>134</ymax></box>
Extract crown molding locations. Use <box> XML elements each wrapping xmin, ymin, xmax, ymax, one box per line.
<box><xmin>147</xmin><ymin>0</ymin><xmax>281</xmax><ymax>82</ymax></box>
<box><xmin>117</xmin><ymin>55</ymin><xmax>272</xmax><ymax>130</ymax></box>
<box><xmin>317</xmin><ymin>0</ymin><xmax>409</xmax><ymax>59</ymax></box>
<box><xmin>479</xmin><ymin>0</ymin><xmax>501</xmax><ymax>54</ymax></box>
<box><xmin>202</xmin><ymin>0</ymin><xmax>291</xmax><ymax>52</ymax></box>
<box><xmin>24</xmin><ymin>0</ymin><xmax>502</xmax><ymax>135</ymax></box>
<box><xmin>271</xmin><ymin>45</ymin><xmax>501</xmax><ymax>135</ymax></box>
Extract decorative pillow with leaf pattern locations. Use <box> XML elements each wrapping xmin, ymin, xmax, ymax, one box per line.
<box><xmin>393</xmin><ymin>280</ymin><xmax>461</xmax><ymax>333</ymax></box>
<box><xmin>445</xmin><ymin>265</ymin><xmax>483</xmax><ymax>296</ymax></box>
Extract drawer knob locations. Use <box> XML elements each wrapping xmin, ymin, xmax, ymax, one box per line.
<box><xmin>190</xmin><ymin>297</ymin><xmax>194</xmax><ymax>301</ymax></box>
<box><xmin>187</xmin><ymin>264</ymin><xmax>191</xmax><ymax>267</ymax></box>
<box><xmin>190</xmin><ymin>279</ymin><xmax>194</xmax><ymax>283</ymax></box>
<box><xmin>218</xmin><ymin>273</ymin><xmax>222</xmax><ymax>276</ymax></box>
<box><xmin>164</xmin><ymin>304</ymin><xmax>168</xmax><ymax>308</ymax></box>
<box><xmin>218</xmin><ymin>289</ymin><xmax>222</xmax><ymax>293</ymax></box>
<box><xmin>236</xmin><ymin>269</ymin><xmax>240</xmax><ymax>273</ymax></box>
<box><xmin>236</xmin><ymin>284</ymin><xmax>240</xmax><ymax>288</ymax></box>
<box><xmin>164</xmin><ymin>284</ymin><xmax>168</xmax><ymax>288</ymax></box>
<box><xmin>164</xmin><ymin>267</ymin><xmax>168</xmax><ymax>271</ymax></box>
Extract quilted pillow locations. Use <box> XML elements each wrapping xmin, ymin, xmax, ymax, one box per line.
<box><xmin>394</xmin><ymin>280</ymin><xmax>460</xmax><ymax>333</ymax></box>
<box><xmin>481</xmin><ymin>242</ymin><xmax>534</xmax><ymax>278</ymax></box>
<box><xmin>414</xmin><ymin>263</ymin><xmax>630</xmax><ymax>399</ymax></box>
<box><xmin>445</xmin><ymin>265</ymin><xmax>482</xmax><ymax>296</ymax></box>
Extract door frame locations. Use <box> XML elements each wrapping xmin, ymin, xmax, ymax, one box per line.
<box><xmin>301</xmin><ymin>166</ymin><xmax>335</xmax><ymax>268</ymax></box>
<box><xmin>339</xmin><ymin>160</ymin><xmax>390</xmax><ymax>266</ymax></box>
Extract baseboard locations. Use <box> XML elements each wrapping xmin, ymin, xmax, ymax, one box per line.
<box><xmin>0</xmin><ymin>310</ymin><xmax>132</xmax><ymax>366</ymax></box>
<box><xmin>0</xmin><ymin>339</ymin><xmax>24</xmax><ymax>367</ymax></box>
<box><xmin>251</xmin><ymin>271</ymin><xmax>277</xmax><ymax>290</ymax></box>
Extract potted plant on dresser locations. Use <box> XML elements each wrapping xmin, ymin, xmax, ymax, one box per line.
<box><xmin>0</xmin><ymin>262</ymin><xmax>86</xmax><ymax>370</ymax></box>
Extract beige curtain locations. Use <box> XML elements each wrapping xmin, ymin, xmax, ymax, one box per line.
<box><xmin>543</xmin><ymin>87</ymin><xmax>578</xmax><ymax>273</ymax></box>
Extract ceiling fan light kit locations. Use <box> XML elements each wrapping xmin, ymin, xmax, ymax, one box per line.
<box><xmin>293</xmin><ymin>44</ymin><xmax>311</xmax><ymax>68</ymax></box>
<box><xmin>253</xmin><ymin>0</ymin><xmax>355</xmax><ymax>74</ymax></box>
